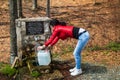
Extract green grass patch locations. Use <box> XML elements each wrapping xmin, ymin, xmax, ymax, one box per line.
<box><xmin>0</xmin><ymin>64</ymin><xmax>17</xmax><ymax>77</ymax></box>
<box><xmin>31</xmin><ymin>70</ymin><xmax>41</xmax><ymax>78</ymax></box>
<box><xmin>87</xmin><ymin>45</ymin><xmax>102</xmax><ymax>51</ymax></box>
<box><xmin>87</xmin><ymin>42</ymin><xmax>120</xmax><ymax>52</ymax></box>
<box><xmin>61</xmin><ymin>45</ymin><xmax>74</xmax><ymax>54</ymax></box>
<box><xmin>105</xmin><ymin>42</ymin><xmax>120</xmax><ymax>52</ymax></box>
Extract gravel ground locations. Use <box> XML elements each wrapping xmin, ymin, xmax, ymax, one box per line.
<box><xmin>51</xmin><ymin>59</ymin><xmax>120</xmax><ymax>80</ymax></box>
<box><xmin>73</xmin><ymin>63</ymin><xmax>120</xmax><ymax>80</ymax></box>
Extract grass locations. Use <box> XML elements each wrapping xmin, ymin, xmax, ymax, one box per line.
<box><xmin>87</xmin><ymin>42</ymin><xmax>120</xmax><ymax>52</ymax></box>
<box><xmin>61</xmin><ymin>45</ymin><xmax>74</xmax><ymax>54</ymax></box>
<box><xmin>31</xmin><ymin>70</ymin><xmax>41</xmax><ymax>78</ymax></box>
<box><xmin>0</xmin><ymin>63</ymin><xmax>17</xmax><ymax>77</ymax></box>
<box><xmin>0</xmin><ymin>62</ymin><xmax>41</xmax><ymax>78</ymax></box>
<box><xmin>105</xmin><ymin>42</ymin><xmax>120</xmax><ymax>52</ymax></box>
<box><xmin>88</xmin><ymin>45</ymin><xmax>102</xmax><ymax>51</ymax></box>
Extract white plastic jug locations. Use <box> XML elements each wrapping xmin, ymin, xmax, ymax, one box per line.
<box><xmin>37</xmin><ymin>50</ymin><xmax>51</xmax><ymax>65</ymax></box>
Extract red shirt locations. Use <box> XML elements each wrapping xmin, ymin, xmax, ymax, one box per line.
<box><xmin>44</xmin><ymin>25</ymin><xmax>74</xmax><ymax>46</ymax></box>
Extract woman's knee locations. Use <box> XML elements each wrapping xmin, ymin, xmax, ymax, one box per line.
<box><xmin>73</xmin><ymin>53</ymin><xmax>80</xmax><ymax>59</ymax></box>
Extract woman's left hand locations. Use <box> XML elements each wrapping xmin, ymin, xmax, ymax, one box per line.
<box><xmin>47</xmin><ymin>45</ymin><xmax>51</xmax><ymax>49</ymax></box>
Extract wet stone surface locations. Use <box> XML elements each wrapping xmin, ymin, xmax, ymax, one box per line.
<box><xmin>48</xmin><ymin>59</ymin><xmax>120</xmax><ymax>80</ymax></box>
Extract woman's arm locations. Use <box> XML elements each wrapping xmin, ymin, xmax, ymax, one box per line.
<box><xmin>44</xmin><ymin>29</ymin><xmax>58</xmax><ymax>46</ymax></box>
<box><xmin>50</xmin><ymin>36</ymin><xmax>59</xmax><ymax>46</ymax></box>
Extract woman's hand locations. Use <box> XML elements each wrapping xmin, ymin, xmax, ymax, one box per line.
<box><xmin>37</xmin><ymin>45</ymin><xmax>46</xmax><ymax>50</ymax></box>
<box><xmin>45</xmin><ymin>45</ymin><xmax>51</xmax><ymax>50</ymax></box>
<box><xmin>47</xmin><ymin>45</ymin><xmax>51</xmax><ymax>49</ymax></box>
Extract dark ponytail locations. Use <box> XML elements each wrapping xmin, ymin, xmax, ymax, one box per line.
<box><xmin>50</xmin><ymin>19</ymin><xmax>66</xmax><ymax>27</ymax></box>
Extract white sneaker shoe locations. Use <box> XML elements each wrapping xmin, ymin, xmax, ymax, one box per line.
<box><xmin>70</xmin><ymin>68</ymin><xmax>82</xmax><ymax>76</ymax></box>
<box><xmin>69</xmin><ymin>67</ymin><xmax>76</xmax><ymax>72</ymax></box>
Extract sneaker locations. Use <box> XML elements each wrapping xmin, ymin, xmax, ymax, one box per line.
<box><xmin>69</xmin><ymin>67</ymin><xmax>76</xmax><ymax>72</ymax></box>
<box><xmin>70</xmin><ymin>68</ymin><xmax>82</xmax><ymax>76</ymax></box>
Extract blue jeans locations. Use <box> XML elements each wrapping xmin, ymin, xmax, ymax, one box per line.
<box><xmin>73</xmin><ymin>31</ymin><xmax>90</xmax><ymax>69</ymax></box>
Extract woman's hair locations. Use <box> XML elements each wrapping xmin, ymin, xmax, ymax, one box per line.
<box><xmin>50</xmin><ymin>19</ymin><xmax>66</xmax><ymax>27</ymax></box>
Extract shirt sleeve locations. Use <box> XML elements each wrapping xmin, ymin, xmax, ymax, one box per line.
<box><xmin>44</xmin><ymin>29</ymin><xmax>58</xmax><ymax>46</ymax></box>
<box><xmin>50</xmin><ymin>36</ymin><xmax>59</xmax><ymax>46</ymax></box>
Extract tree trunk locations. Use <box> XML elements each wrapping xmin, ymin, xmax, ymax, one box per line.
<box><xmin>46</xmin><ymin>0</ymin><xmax>50</xmax><ymax>17</ymax></box>
<box><xmin>9</xmin><ymin>0</ymin><xmax>18</xmax><ymax>64</ymax></box>
<box><xmin>32</xmin><ymin>0</ymin><xmax>37</xmax><ymax>10</ymax></box>
<box><xmin>17</xmin><ymin>0</ymin><xmax>23</xmax><ymax>18</ymax></box>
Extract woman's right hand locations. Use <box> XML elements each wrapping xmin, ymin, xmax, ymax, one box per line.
<box><xmin>37</xmin><ymin>45</ymin><xmax>46</xmax><ymax>51</ymax></box>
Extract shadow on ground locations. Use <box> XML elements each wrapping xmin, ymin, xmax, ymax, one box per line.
<box><xmin>51</xmin><ymin>59</ymin><xmax>107</xmax><ymax>80</ymax></box>
<box><xmin>82</xmin><ymin>63</ymin><xmax>107</xmax><ymax>74</ymax></box>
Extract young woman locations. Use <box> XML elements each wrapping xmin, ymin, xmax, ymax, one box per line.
<box><xmin>37</xmin><ymin>19</ymin><xmax>90</xmax><ymax>76</ymax></box>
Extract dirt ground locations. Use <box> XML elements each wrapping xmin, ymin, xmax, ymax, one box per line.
<box><xmin>0</xmin><ymin>0</ymin><xmax>120</xmax><ymax>80</ymax></box>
